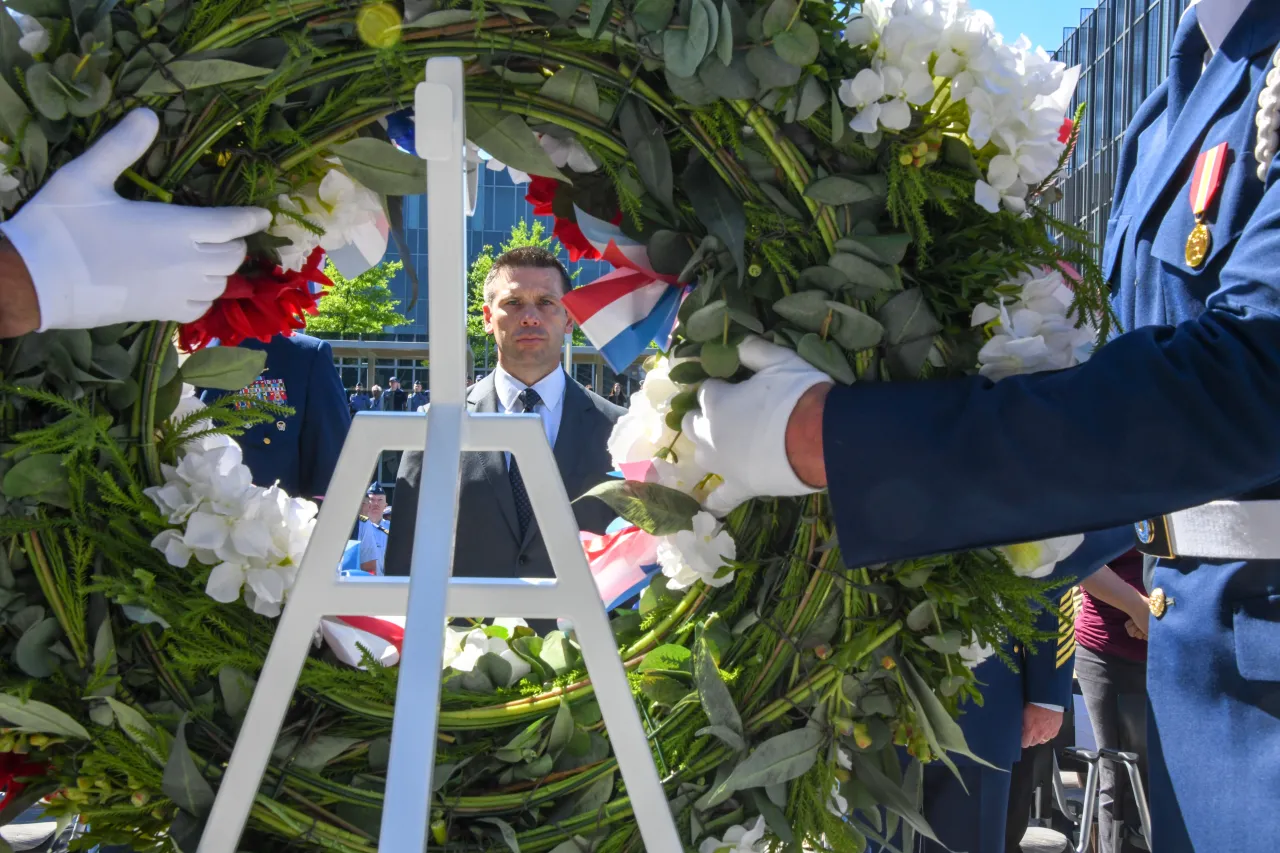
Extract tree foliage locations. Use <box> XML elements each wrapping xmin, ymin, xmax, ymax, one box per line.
<box><xmin>305</xmin><ymin>260</ymin><xmax>410</xmax><ymax>335</ymax></box>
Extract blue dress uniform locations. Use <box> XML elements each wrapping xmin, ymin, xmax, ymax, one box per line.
<box><xmin>200</xmin><ymin>333</ymin><xmax>351</xmax><ymax>499</ymax></box>
<box><xmin>823</xmin><ymin>6</ymin><xmax>1280</xmax><ymax>850</ymax></box>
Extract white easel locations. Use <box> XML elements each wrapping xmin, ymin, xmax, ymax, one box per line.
<box><xmin>196</xmin><ymin>59</ymin><xmax>682</xmax><ymax>852</ymax></box>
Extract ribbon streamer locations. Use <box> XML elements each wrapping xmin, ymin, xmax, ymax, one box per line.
<box><xmin>561</xmin><ymin>208</ymin><xmax>687</xmax><ymax>373</ymax></box>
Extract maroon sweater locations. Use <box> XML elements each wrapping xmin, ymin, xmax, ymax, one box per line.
<box><xmin>1074</xmin><ymin>549</ymin><xmax>1148</xmax><ymax>662</ymax></box>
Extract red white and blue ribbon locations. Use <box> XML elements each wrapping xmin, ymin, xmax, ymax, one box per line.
<box><xmin>561</xmin><ymin>208</ymin><xmax>687</xmax><ymax>373</ymax></box>
<box><xmin>580</xmin><ymin>524</ymin><xmax>661</xmax><ymax>611</ymax></box>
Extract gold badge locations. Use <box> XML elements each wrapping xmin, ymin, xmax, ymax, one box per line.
<box><xmin>1185</xmin><ymin>221</ymin><xmax>1211</xmax><ymax>269</ymax></box>
<box><xmin>1149</xmin><ymin>588</ymin><xmax>1174</xmax><ymax>619</ymax></box>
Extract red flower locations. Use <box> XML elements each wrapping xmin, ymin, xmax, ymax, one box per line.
<box><xmin>524</xmin><ymin>177</ymin><xmax>623</xmax><ymax>264</ymax></box>
<box><xmin>1057</xmin><ymin>117</ymin><xmax>1075</xmax><ymax>145</ymax></box>
<box><xmin>0</xmin><ymin>753</ymin><xmax>48</xmax><ymax>809</ymax></box>
<box><xmin>179</xmin><ymin>247</ymin><xmax>331</xmax><ymax>351</ymax></box>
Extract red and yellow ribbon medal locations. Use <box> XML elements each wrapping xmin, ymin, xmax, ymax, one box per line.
<box><xmin>1186</xmin><ymin>142</ymin><xmax>1228</xmax><ymax>268</ymax></box>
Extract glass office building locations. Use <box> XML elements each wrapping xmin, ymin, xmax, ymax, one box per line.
<box><xmin>1050</xmin><ymin>0</ymin><xmax>1192</xmax><ymax>258</ymax></box>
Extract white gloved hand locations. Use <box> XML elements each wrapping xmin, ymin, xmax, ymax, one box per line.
<box><xmin>0</xmin><ymin>108</ymin><xmax>273</xmax><ymax>331</ymax></box>
<box><xmin>684</xmin><ymin>336</ymin><xmax>832</xmax><ymax>504</ymax></box>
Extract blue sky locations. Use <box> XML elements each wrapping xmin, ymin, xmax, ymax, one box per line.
<box><xmin>972</xmin><ymin>0</ymin><xmax>1094</xmax><ymax>52</ymax></box>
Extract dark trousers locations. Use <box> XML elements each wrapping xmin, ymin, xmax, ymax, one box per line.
<box><xmin>1005</xmin><ymin>741</ymin><xmax>1053</xmax><ymax>852</ymax></box>
<box><xmin>1076</xmin><ymin>646</ymin><xmax>1149</xmax><ymax>853</ymax></box>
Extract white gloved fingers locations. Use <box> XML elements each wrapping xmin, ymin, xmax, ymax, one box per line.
<box><xmin>194</xmin><ymin>239</ymin><xmax>250</xmax><ymax>275</ymax></box>
<box><xmin>172</xmin><ymin>205</ymin><xmax>273</xmax><ymax>243</ymax></box>
<box><xmin>59</xmin><ymin>108</ymin><xmax>159</xmax><ymax>189</ymax></box>
<box><xmin>175</xmin><ymin>300</ymin><xmax>216</xmax><ymax>323</ymax></box>
<box><xmin>181</xmin><ymin>275</ymin><xmax>230</xmax><ymax>302</ymax></box>
<box><xmin>738</xmin><ymin>335</ymin><xmax>811</xmax><ymax>373</ymax></box>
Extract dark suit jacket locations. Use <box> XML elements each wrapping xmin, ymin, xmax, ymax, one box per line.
<box><xmin>199</xmin><ymin>333</ymin><xmax>350</xmax><ymax>499</ymax></box>
<box><xmin>384</xmin><ymin>371</ymin><xmax>625</xmax><ymax>578</ymax></box>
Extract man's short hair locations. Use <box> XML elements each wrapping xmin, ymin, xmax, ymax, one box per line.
<box><xmin>483</xmin><ymin>245</ymin><xmax>572</xmax><ymax>304</ymax></box>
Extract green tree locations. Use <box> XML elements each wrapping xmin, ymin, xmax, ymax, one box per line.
<box><xmin>305</xmin><ymin>259</ymin><xmax>410</xmax><ymax>335</ymax></box>
<box><xmin>467</xmin><ymin>219</ymin><xmax>586</xmax><ymax>366</ymax></box>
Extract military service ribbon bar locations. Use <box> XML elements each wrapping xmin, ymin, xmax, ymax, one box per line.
<box><xmin>1186</xmin><ymin>142</ymin><xmax>1229</xmax><ymax>268</ymax></box>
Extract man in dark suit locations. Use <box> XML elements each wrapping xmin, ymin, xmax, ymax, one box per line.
<box><xmin>380</xmin><ymin>377</ymin><xmax>408</xmax><ymax>412</ymax></box>
<box><xmin>200</xmin><ymin>332</ymin><xmax>350</xmax><ymax>500</ymax></box>
<box><xmin>385</xmin><ymin>246</ymin><xmax>624</xmax><ymax>579</ymax></box>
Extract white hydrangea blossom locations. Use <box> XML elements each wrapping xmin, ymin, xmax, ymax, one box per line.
<box><xmin>698</xmin><ymin>815</ymin><xmax>768</xmax><ymax>853</ymax></box>
<box><xmin>268</xmin><ymin>168</ymin><xmax>386</xmax><ymax>271</ymax></box>
<box><xmin>656</xmin><ymin>511</ymin><xmax>737</xmax><ymax>590</ymax></box>
<box><xmin>146</xmin><ymin>404</ymin><xmax>318</xmax><ymax>617</ymax></box>
<box><xmin>1001</xmin><ymin>533</ymin><xmax>1085</xmax><ymax>579</ymax></box>
<box><xmin>970</xmin><ymin>267</ymin><xmax>1096</xmax><ymax>381</ymax></box>
<box><xmin>839</xmin><ymin>0</ymin><xmax>1078</xmax><ymax>213</ymax></box>
<box><xmin>958</xmin><ymin>633</ymin><xmax>996</xmax><ymax>669</ymax></box>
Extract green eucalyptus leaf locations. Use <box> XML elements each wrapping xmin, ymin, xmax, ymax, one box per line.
<box><xmin>694</xmin><ymin>635</ymin><xmax>742</xmax><ymax>742</ymax></box>
<box><xmin>137</xmin><ymin>59</ymin><xmax>271</xmax><ymax>95</ymax></box>
<box><xmin>685</xmin><ymin>299</ymin><xmax>727</xmax><ymax>342</ymax></box>
<box><xmin>828</xmin><ymin>253</ymin><xmax>897</xmax><ymax>293</ymax></box>
<box><xmin>633</xmin><ymin>0</ymin><xmax>675</xmax><ymax>30</ymax></box>
<box><xmin>665</xmin><ymin>0</ymin><xmax>712</xmax><ymax>77</ymax></box>
<box><xmin>179</xmin><ymin>346</ymin><xmax>266</xmax><ymax>391</ymax></box>
<box><xmin>479</xmin><ymin>817</ymin><xmax>522</xmax><ymax>853</ymax></box>
<box><xmin>837</xmin><ymin>234</ymin><xmax>913</xmax><ymax>265</ymax></box>
<box><xmin>218</xmin><ymin>666</ymin><xmax>256</xmax><ymax>718</ymax></box>
<box><xmin>66</xmin><ymin>70</ymin><xmax>110</xmax><ymax>117</ymax></box>
<box><xmin>587</xmin><ymin>0</ymin><xmax>612</xmax><ymax>37</ymax></box>
<box><xmin>640</xmin><ymin>673</ymin><xmax>690</xmax><ymax>706</ymax></box>
<box><xmin>667</xmin><ymin>360</ymin><xmax>708</xmax><ymax>384</ymax></box>
<box><xmin>684</xmin><ymin>155</ymin><xmax>746</xmax><ymax>282</ymax></box>
<box><xmin>540</xmin><ymin>631</ymin><xmax>580</xmax><ymax>675</ymax></box>
<box><xmin>805</xmin><ymin>175</ymin><xmax>878</xmax><ymax>205</ymax></box>
<box><xmin>25</xmin><ymin>63</ymin><xmax>66</xmax><ymax>120</ymax></box>
<box><xmin>905</xmin><ymin>600</ymin><xmax>936</xmax><ymax>632</ymax></box>
<box><xmin>695</xmin><ymin>726</ymin><xmax>823</xmax><ymax>809</ymax></box>
<box><xmin>163</xmin><ymin>715</ymin><xmax>216</xmax><ymax>817</ymax></box>
<box><xmin>547</xmin><ymin>699</ymin><xmax>575</xmax><ymax>755</ymax></box>
<box><xmin>699</xmin><ymin>52</ymin><xmax>758</xmax><ymax>100</ymax></box>
<box><xmin>799</xmin><ymin>265</ymin><xmax>849</xmax><ymax>292</ymax></box>
<box><xmin>921</xmin><ymin>630</ymin><xmax>963</xmax><ymax>655</ymax></box>
<box><xmin>701</xmin><ymin>340</ymin><xmax>740</xmax><ymax>377</ymax></box>
<box><xmin>14</xmin><ymin>617</ymin><xmax>61</xmax><ymax>677</ymax></box>
<box><xmin>0</xmin><ymin>694</ymin><xmax>89</xmax><ymax>739</ymax></box>
<box><xmin>2</xmin><ymin>453</ymin><xmax>67</xmax><ymax>500</ymax></box>
<box><xmin>773</xmin><ymin>21</ymin><xmax>818</xmax><ymax>66</ymax></box>
<box><xmin>773</xmin><ymin>290</ymin><xmax>829</xmax><ymax>330</ymax></box>
<box><xmin>19</xmin><ymin>119</ymin><xmax>46</xmax><ymax>184</ymax></box>
<box><xmin>579</xmin><ymin>480</ymin><xmax>700</xmax><ymax>535</ymax></box>
<box><xmin>105</xmin><ymin>697</ymin><xmax>163</xmax><ymax>762</ymax></box>
<box><xmin>540</xmin><ymin>68</ymin><xmax>600</xmax><ymax>115</ymax></box>
<box><xmin>93</xmin><ymin>619</ymin><xmax>116</xmax><ymax>670</ymax></box>
<box><xmin>797</xmin><ymin>75</ymin><xmax>825</xmax><ymax>121</ymax></box>
<box><xmin>639</xmin><ymin>643</ymin><xmax>693</xmax><ymax>673</ymax></box>
<box><xmin>826</xmin><ymin>301</ymin><xmax>884</xmax><ymax>350</ymax></box>
<box><xmin>761</xmin><ymin>0</ymin><xmax>796</xmax><ymax>37</ymax></box>
<box><xmin>618</xmin><ymin>98</ymin><xmax>674</xmax><ymax>211</ymax></box>
<box><xmin>648</xmin><ymin>230</ymin><xmax>694</xmax><ymax>276</ymax></box>
<box><xmin>879</xmin><ymin>288</ymin><xmax>943</xmax><ymax>345</ymax></box>
<box><xmin>716</xmin><ymin>1</ymin><xmax>734</xmax><ymax>64</ymax></box>
<box><xmin>745</xmin><ymin>44</ymin><xmax>801</xmax><ymax>88</ymax></box>
<box><xmin>664</xmin><ymin>64</ymin><xmax>720</xmax><ymax>106</ymax></box>
<box><xmin>467</xmin><ymin>106</ymin><xmax>567</xmax><ymax>181</ymax></box>
<box><xmin>329</xmin><ymin>137</ymin><xmax>427</xmax><ymax>196</ymax></box>
<box><xmin>749</xmin><ymin>788</ymin><xmax>795</xmax><ymax>844</ymax></box>
<box><xmin>0</xmin><ymin>76</ymin><xmax>31</xmax><ymax>141</ymax></box>
<box><xmin>849</xmin><ymin>751</ymin><xmax>942</xmax><ymax>843</ymax></box>
<box><xmin>831</xmin><ymin>87</ymin><xmax>846</xmax><ymax>143</ymax></box>
<box><xmin>797</xmin><ymin>334</ymin><xmax>855</xmax><ymax>384</ymax></box>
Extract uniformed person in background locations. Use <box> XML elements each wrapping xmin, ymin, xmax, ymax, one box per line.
<box><xmin>380</xmin><ymin>376</ymin><xmax>407</xmax><ymax>412</ymax></box>
<box><xmin>201</xmin><ymin>332</ymin><xmax>350</xmax><ymax>500</ymax></box>
<box><xmin>408</xmin><ymin>380</ymin><xmax>430</xmax><ymax>412</ymax></box>
<box><xmin>687</xmin><ymin>2</ymin><xmax>1280</xmax><ymax>850</ymax></box>
<box><xmin>355</xmin><ymin>484</ymin><xmax>389</xmax><ymax>575</ymax></box>
<box><xmin>349</xmin><ymin>383</ymin><xmax>372</xmax><ymax>415</ymax></box>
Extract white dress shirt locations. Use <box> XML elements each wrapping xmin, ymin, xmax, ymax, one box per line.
<box><xmin>492</xmin><ymin>365</ymin><xmax>566</xmax><ymax>466</ymax></box>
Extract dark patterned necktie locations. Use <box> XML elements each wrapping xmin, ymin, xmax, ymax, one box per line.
<box><xmin>508</xmin><ymin>388</ymin><xmax>542</xmax><ymax>538</ymax></box>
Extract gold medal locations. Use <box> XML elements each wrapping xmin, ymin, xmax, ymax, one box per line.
<box><xmin>1185</xmin><ymin>219</ymin><xmax>1211</xmax><ymax>268</ymax></box>
<box><xmin>1185</xmin><ymin>142</ymin><xmax>1228</xmax><ymax>269</ymax></box>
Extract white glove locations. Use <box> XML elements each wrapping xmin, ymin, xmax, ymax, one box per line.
<box><xmin>684</xmin><ymin>336</ymin><xmax>832</xmax><ymax>503</ymax></box>
<box><xmin>1</xmin><ymin>108</ymin><xmax>272</xmax><ymax>331</ymax></box>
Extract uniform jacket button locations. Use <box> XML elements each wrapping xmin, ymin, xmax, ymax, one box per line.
<box><xmin>517</xmin><ymin>554</ymin><xmax>529</xmax><ymax>566</ymax></box>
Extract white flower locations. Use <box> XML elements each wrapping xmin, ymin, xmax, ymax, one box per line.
<box><xmin>0</xmin><ymin>142</ymin><xmax>19</xmax><ymax>193</ymax></box>
<box><xmin>448</xmin><ymin>619</ymin><xmax>533</xmax><ymax>686</ymax></box>
<box><xmin>1001</xmin><ymin>533</ymin><xmax>1084</xmax><ymax>579</ymax></box>
<box><xmin>316</xmin><ymin>169</ymin><xmax>386</xmax><ymax>259</ymax></box>
<box><xmin>958</xmin><ymin>633</ymin><xmax>996</xmax><ymax>669</ymax></box>
<box><xmin>539</xmin><ymin>132</ymin><xmax>598</xmax><ymax>173</ymax></box>
<box><xmin>151</xmin><ymin>530</ymin><xmax>193</xmax><ymax>568</ymax></box>
<box><xmin>698</xmin><ymin>815</ymin><xmax>768</xmax><ymax>853</ymax></box>
<box><xmin>971</xmin><ymin>268</ymin><xmax>1096</xmax><ymax>380</ymax></box>
<box><xmin>15</xmin><ymin>14</ymin><xmax>49</xmax><ymax>56</ymax></box>
<box><xmin>467</xmin><ymin>142</ymin><xmax>530</xmax><ymax>184</ymax></box>
<box><xmin>656</xmin><ymin>511</ymin><xmax>736</xmax><ymax>590</ymax></box>
<box><xmin>827</xmin><ymin>779</ymin><xmax>849</xmax><ymax>817</ymax></box>
<box><xmin>269</xmin><ymin>190</ymin><xmax>325</xmax><ymax>272</ymax></box>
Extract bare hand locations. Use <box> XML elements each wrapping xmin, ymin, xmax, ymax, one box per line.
<box><xmin>1021</xmin><ymin>704</ymin><xmax>1063</xmax><ymax>749</ymax></box>
<box><xmin>1125</xmin><ymin>618</ymin><xmax>1148</xmax><ymax>641</ymax></box>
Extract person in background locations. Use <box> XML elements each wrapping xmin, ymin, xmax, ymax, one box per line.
<box><xmin>380</xmin><ymin>376</ymin><xmax>407</xmax><ymax>412</ymax></box>
<box><xmin>199</xmin><ymin>332</ymin><xmax>350</xmax><ymax>500</ymax></box>
<box><xmin>384</xmin><ymin>246</ymin><xmax>623</xmax><ymax>581</ymax></box>
<box><xmin>369</xmin><ymin>384</ymin><xmax>383</xmax><ymax>410</ymax></box>
<box><xmin>355</xmin><ymin>484</ymin><xmax>389</xmax><ymax>575</ymax></box>
<box><xmin>349</xmin><ymin>383</ymin><xmax>372</xmax><ymax>415</ymax></box>
<box><xmin>606</xmin><ymin>381</ymin><xmax>628</xmax><ymax>408</ymax></box>
<box><xmin>408</xmin><ymin>380</ymin><xmax>430</xmax><ymax>411</ymax></box>
<box><xmin>1075</xmin><ymin>552</ymin><xmax>1151</xmax><ymax>853</ymax></box>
